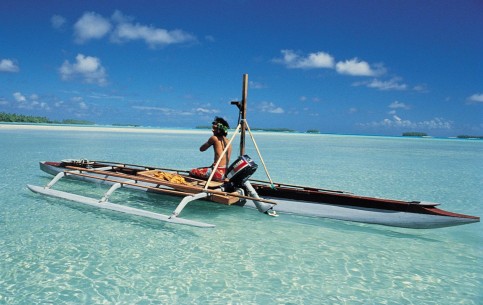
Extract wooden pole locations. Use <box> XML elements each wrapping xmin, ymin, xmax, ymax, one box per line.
<box><xmin>240</xmin><ymin>74</ymin><xmax>248</xmax><ymax>156</ymax></box>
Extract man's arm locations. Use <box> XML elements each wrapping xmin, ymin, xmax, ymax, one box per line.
<box><xmin>199</xmin><ymin>136</ymin><xmax>215</xmax><ymax>151</ymax></box>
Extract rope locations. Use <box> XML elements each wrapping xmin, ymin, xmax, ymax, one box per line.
<box><xmin>244</xmin><ymin>120</ymin><xmax>276</xmax><ymax>189</ymax></box>
<box><xmin>203</xmin><ymin>123</ymin><xmax>241</xmax><ymax>191</ymax></box>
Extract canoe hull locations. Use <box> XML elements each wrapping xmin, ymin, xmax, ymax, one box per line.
<box><xmin>243</xmin><ymin>198</ymin><xmax>476</xmax><ymax>229</ymax></box>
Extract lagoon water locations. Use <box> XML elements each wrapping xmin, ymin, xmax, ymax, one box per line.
<box><xmin>0</xmin><ymin>127</ymin><xmax>481</xmax><ymax>304</ymax></box>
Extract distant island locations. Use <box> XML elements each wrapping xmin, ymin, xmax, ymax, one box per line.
<box><xmin>0</xmin><ymin>112</ymin><xmax>94</xmax><ymax>125</ymax></box>
<box><xmin>195</xmin><ymin>126</ymin><xmax>296</xmax><ymax>132</ymax></box>
<box><xmin>456</xmin><ymin>135</ymin><xmax>483</xmax><ymax>139</ymax></box>
<box><xmin>401</xmin><ymin>131</ymin><xmax>482</xmax><ymax>139</ymax></box>
<box><xmin>112</xmin><ymin>123</ymin><xmax>140</xmax><ymax>127</ymax></box>
<box><xmin>402</xmin><ymin>132</ymin><xmax>428</xmax><ymax>137</ymax></box>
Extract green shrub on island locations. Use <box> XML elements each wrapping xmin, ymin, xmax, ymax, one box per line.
<box><xmin>457</xmin><ymin>135</ymin><xmax>483</xmax><ymax>139</ymax></box>
<box><xmin>61</xmin><ymin>119</ymin><xmax>94</xmax><ymax>125</ymax></box>
<box><xmin>402</xmin><ymin>132</ymin><xmax>428</xmax><ymax>137</ymax></box>
<box><xmin>306</xmin><ymin>129</ymin><xmax>320</xmax><ymax>134</ymax></box>
<box><xmin>0</xmin><ymin>112</ymin><xmax>51</xmax><ymax>123</ymax></box>
<box><xmin>0</xmin><ymin>112</ymin><xmax>93</xmax><ymax>125</ymax></box>
<box><xmin>251</xmin><ymin>128</ymin><xmax>295</xmax><ymax>132</ymax></box>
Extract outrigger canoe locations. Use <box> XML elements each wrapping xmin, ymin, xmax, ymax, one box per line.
<box><xmin>27</xmin><ymin>75</ymin><xmax>480</xmax><ymax>229</ymax></box>
<box><xmin>27</xmin><ymin>158</ymin><xmax>479</xmax><ymax>229</ymax></box>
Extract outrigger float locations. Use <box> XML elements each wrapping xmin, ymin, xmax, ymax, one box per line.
<box><xmin>27</xmin><ymin>75</ymin><xmax>479</xmax><ymax>229</ymax></box>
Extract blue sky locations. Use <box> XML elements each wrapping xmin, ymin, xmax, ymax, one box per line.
<box><xmin>0</xmin><ymin>0</ymin><xmax>481</xmax><ymax>136</ymax></box>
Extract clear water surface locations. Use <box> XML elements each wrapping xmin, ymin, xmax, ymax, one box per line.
<box><xmin>0</xmin><ymin>128</ymin><xmax>481</xmax><ymax>304</ymax></box>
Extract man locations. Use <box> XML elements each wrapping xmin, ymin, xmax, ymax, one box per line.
<box><xmin>189</xmin><ymin>117</ymin><xmax>232</xmax><ymax>181</ymax></box>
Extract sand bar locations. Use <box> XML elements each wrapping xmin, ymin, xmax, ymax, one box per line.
<box><xmin>0</xmin><ymin>123</ymin><xmax>211</xmax><ymax>134</ymax></box>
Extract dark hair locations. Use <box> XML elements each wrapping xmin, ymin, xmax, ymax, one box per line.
<box><xmin>213</xmin><ymin>116</ymin><xmax>229</xmax><ymax>135</ymax></box>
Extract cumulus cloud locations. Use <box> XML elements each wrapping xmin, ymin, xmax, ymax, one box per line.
<box><xmin>72</xmin><ymin>10</ymin><xmax>195</xmax><ymax>47</ymax></box>
<box><xmin>59</xmin><ymin>54</ymin><xmax>107</xmax><ymax>86</ymax></box>
<box><xmin>12</xmin><ymin>92</ymin><xmax>50</xmax><ymax>110</ymax></box>
<box><xmin>0</xmin><ymin>59</ymin><xmax>19</xmax><ymax>72</ymax></box>
<box><xmin>467</xmin><ymin>93</ymin><xmax>483</xmax><ymax>104</ymax></box>
<box><xmin>111</xmin><ymin>23</ymin><xmax>195</xmax><ymax>47</ymax></box>
<box><xmin>13</xmin><ymin>92</ymin><xmax>26</xmax><ymax>102</ymax></box>
<box><xmin>258</xmin><ymin>101</ymin><xmax>284</xmax><ymax>114</ymax></box>
<box><xmin>274</xmin><ymin>50</ymin><xmax>335</xmax><ymax>69</ymax></box>
<box><xmin>335</xmin><ymin>58</ymin><xmax>381</xmax><ymax>76</ymax></box>
<box><xmin>274</xmin><ymin>50</ymin><xmax>386</xmax><ymax>78</ymax></box>
<box><xmin>74</xmin><ymin>12</ymin><xmax>112</xmax><ymax>43</ymax></box>
<box><xmin>51</xmin><ymin>14</ymin><xmax>66</xmax><ymax>30</ymax></box>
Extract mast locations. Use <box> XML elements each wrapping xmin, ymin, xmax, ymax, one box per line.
<box><xmin>240</xmin><ymin>74</ymin><xmax>248</xmax><ymax>156</ymax></box>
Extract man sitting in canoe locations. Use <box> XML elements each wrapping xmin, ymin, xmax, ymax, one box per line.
<box><xmin>190</xmin><ymin>117</ymin><xmax>232</xmax><ymax>181</ymax></box>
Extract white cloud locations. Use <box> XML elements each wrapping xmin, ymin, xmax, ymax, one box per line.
<box><xmin>59</xmin><ymin>54</ymin><xmax>108</xmax><ymax>86</ymax></box>
<box><xmin>362</xmin><ymin>117</ymin><xmax>453</xmax><ymax>130</ymax></box>
<box><xmin>132</xmin><ymin>106</ymin><xmax>196</xmax><ymax>116</ymax></box>
<box><xmin>356</xmin><ymin>78</ymin><xmax>407</xmax><ymax>90</ymax></box>
<box><xmin>196</xmin><ymin>107</ymin><xmax>220</xmax><ymax>114</ymax></box>
<box><xmin>258</xmin><ymin>101</ymin><xmax>284</xmax><ymax>114</ymax></box>
<box><xmin>0</xmin><ymin>59</ymin><xmax>19</xmax><ymax>72</ymax></box>
<box><xmin>335</xmin><ymin>58</ymin><xmax>380</xmax><ymax>76</ymax></box>
<box><xmin>274</xmin><ymin>50</ymin><xmax>388</xmax><ymax>78</ymax></box>
<box><xmin>51</xmin><ymin>15</ymin><xmax>66</xmax><ymax>30</ymax></box>
<box><xmin>133</xmin><ymin>106</ymin><xmax>166</xmax><ymax>112</ymax></box>
<box><xmin>249</xmin><ymin>81</ymin><xmax>266</xmax><ymax>89</ymax></box>
<box><xmin>79</xmin><ymin>101</ymin><xmax>88</xmax><ymax>110</ymax></box>
<box><xmin>274</xmin><ymin>50</ymin><xmax>335</xmax><ymax>69</ymax></box>
<box><xmin>413</xmin><ymin>84</ymin><xmax>429</xmax><ymax>92</ymax></box>
<box><xmin>389</xmin><ymin>101</ymin><xmax>410</xmax><ymax>110</ymax></box>
<box><xmin>467</xmin><ymin>93</ymin><xmax>483</xmax><ymax>104</ymax></box>
<box><xmin>72</xmin><ymin>10</ymin><xmax>196</xmax><ymax>48</ymax></box>
<box><xmin>12</xmin><ymin>92</ymin><xmax>50</xmax><ymax>110</ymax></box>
<box><xmin>111</xmin><ymin>22</ymin><xmax>195</xmax><ymax>47</ymax></box>
<box><xmin>74</xmin><ymin>12</ymin><xmax>112</xmax><ymax>43</ymax></box>
<box><xmin>13</xmin><ymin>92</ymin><xmax>26</xmax><ymax>102</ymax></box>
<box><xmin>349</xmin><ymin>107</ymin><xmax>358</xmax><ymax>114</ymax></box>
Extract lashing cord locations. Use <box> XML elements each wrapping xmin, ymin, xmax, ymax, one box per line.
<box><xmin>243</xmin><ymin>120</ymin><xmax>276</xmax><ymax>189</ymax></box>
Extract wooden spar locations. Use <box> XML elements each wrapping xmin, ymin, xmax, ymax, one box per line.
<box><xmin>249</xmin><ymin>178</ymin><xmax>351</xmax><ymax>194</ymax></box>
<box><xmin>240</xmin><ymin>74</ymin><xmax>248</xmax><ymax>156</ymax></box>
<box><xmin>92</xmin><ymin>161</ymin><xmax>190</xmax><ymax>174</ymax></box>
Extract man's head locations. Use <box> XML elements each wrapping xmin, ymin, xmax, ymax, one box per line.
<box><xmin>212</xmin><ymin>117</ymin><xmax>229</xmax><ymax>136</ymax></box>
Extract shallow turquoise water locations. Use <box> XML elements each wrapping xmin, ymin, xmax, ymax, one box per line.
<box><xmin>0</xmin><ymin>129</ymin><xmax>481</xmax><ymax>304</ymax></box>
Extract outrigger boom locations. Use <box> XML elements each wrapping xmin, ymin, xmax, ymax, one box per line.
<box><xmin>26</xmin><ymin>75</ymin><xmax>480</xmax><ymax>229</ymax></box>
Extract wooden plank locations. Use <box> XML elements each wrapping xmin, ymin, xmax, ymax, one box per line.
<box><xmin>138</xmin><ymin>170</ymin><xmax>223</xmax><ymax>189</ymax></box>
<box><xmin>92</xmin><ymin>160</ymin><xmax>190</xmax><ymax>174</ymax></box>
